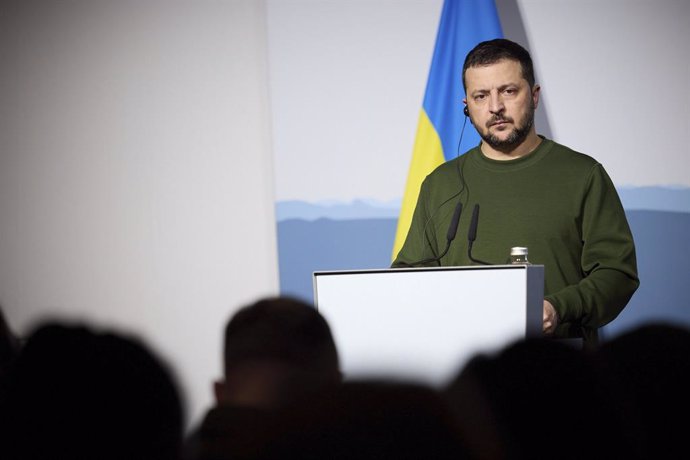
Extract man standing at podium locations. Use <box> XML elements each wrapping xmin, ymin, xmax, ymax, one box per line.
<box><xmin>392</xmin><ymin>39</ymin><xmax>639</xmax><ymax>347</ymax></box>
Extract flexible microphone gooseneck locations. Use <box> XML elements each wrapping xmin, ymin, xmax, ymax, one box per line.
<box><xmin>402</xmin><ymin>201</ymin><xmax>463</xmax><ymax>267</ymax></box>
<box><xmin>467</xmin><ymin>204</ymin><xmax>492</xmax><ymax>265</ymax></box>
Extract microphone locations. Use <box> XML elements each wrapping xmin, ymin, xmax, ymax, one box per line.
<box><xmin>446</xmin><ymin>201</ymin><xmax>463</xmax><ymax>242</ymax></box>
<box><xmin>467</xmin><ymin>204</ymin><xmax>491</xmax><ymax>265</ymax></box>
<box><xmin>404</xmin><ymin>201</ymin><xmax>463</xmax><ymax>267</ymax></box>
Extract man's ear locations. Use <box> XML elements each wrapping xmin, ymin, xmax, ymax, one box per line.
<box><xmin>532</xmin><ymin>84</ymin><xmax>541</xmax><ymax>109</ymax></box>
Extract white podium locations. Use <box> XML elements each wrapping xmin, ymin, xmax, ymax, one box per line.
<box><xmin>313</xmin><ymin>265</ymin><xmax>544</xmax><ymax>386</ymax></box>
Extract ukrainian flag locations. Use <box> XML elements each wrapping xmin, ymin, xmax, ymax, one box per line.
<box><xmin>392</xmin><ymin>0</ymin><xmax>503</xmax><ymax>259</ymax></box>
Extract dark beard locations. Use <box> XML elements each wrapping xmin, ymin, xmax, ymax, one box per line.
<box><xmin>479</xmin><ymin>107</ymin><xmax>535</xmax><ymax>153</ymax></box>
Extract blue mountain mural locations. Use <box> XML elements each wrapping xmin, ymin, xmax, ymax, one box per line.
<box><xmin>605</xmin><ymin>210</ymin><xmax>690</xmax><ymax>338</ymax></box>
<box><xmin>277</xmin><ymin>218</ymin><xmax>398</xmax><ymax>301</ymax></box>
<box><xmin>276</xmin><ymin>187</ymin><xmax>690</xmax><ymax>340</ymax></box>
<box><xmin>276</xmin><ymin>199</ymin><xmax>402</xmax><ymax>221</ymax></box>
<box><xmin>617</xmin><ymin>186</ymin><xmax>690</xmax><ymax>213</ymax></box>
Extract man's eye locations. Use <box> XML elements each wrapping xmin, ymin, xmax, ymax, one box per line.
<box><xmin>474</xmin><ymin>94</ymin><xmax>485</xmax><ymax>101</ymax></box>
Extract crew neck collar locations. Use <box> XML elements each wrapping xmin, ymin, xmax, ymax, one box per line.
<box><xmin>470</xmin><ymin>135</ymin><xmax>552</xmax><ymax>171</ymax></box>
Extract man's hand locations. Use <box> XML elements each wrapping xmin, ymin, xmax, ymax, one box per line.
<box><xmin>543</xmin><ymin>300</ymin><xmax>559</xmax><ymax>335</ymax></box>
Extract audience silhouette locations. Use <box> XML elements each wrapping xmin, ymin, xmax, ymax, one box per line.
<box><xmin>595</xmin><ymin>322</ymin><xmax>690</xmax><ymax>459</ymax></box>
<box><xmin>256</xmin><ymin>378</ymin><xmax>472</xmax><ymax>460</ymax></box>
<box><xmin>215</xmin><ymin>296</ymin><xmax>341</xmax><ymax>408</ymax></box>
<box><xmin>184</xmin><ymin>296</ymin><xmax>342</xmax><ymax>460</ymax></box>
<box><xmin>1</xmin><ymin>322</ymin><xmax>184</xmax><ymax>460</ymax></box>
<box><xmin>0</xmin><ymin>306</ymin><xmax>21</xmax><ymax>400</ymax></box>
<box><xmin>2</xmin><ymin>299</ymin><xmax>688</xmax><ymax>460</ymax></box>
<box><xmin>443</xmin><ymin>336</ymin><xmax>639</xmax><ymax>460</ymax></box>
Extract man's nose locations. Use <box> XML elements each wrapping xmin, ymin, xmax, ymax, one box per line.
<box><xmin>488</xmin><ymin>92</ymin><xmax>504</xmax><ymax>114</ymax></box>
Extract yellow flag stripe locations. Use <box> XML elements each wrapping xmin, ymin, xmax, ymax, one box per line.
<box><xmin>392</xmin><ymin>108</ymin><xmax>445</xmax><ymax>260</ymax></box>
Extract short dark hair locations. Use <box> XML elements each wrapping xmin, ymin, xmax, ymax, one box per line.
<box><xmin>224</xmin><ymin>296</ymin><xmax>340</xmax><ymax>379</ymax></box>
<box><xmin>462</xmin><ymin>38</ymin><xmax>535</xmax><ymax>92</ymax></box>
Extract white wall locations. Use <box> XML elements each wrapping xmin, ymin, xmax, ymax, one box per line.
<box><xmin>516</xmin><ymin>0</ymin><xmax>690</xmax><ymax>188</ymax></box>
<box><xmin>0</xmin><ymin>0</ymin><xmax>279</xmax><ymax>428</ymax></box>
<box><xmin>267</xmin><ymin>0</ymin><xmax>443</xmax><ymax>203</ymax></box>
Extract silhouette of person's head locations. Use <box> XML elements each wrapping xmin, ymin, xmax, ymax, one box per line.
<box><xmin>444</xmin><ymin>337</ymin><xmax>633</xmax><ymax>460</ymax></box>
<box><xmin>185</xmin><ymin>297</ymin><xmax>340</xmax><ymax>459</ymax></box>
<box><xmin>214</xmin><ymin>296</ymin><xmax>341</xmax><ymax>410</ymax></box>
<box><xmin>597</xmin><ymin>322</ymin><xmax>690</xmax><ymax>458</ymax></box>
<box><xmin>2</xmin><ymin>322</ymin><xmax>184</xmax><ymax>460</ymax></box>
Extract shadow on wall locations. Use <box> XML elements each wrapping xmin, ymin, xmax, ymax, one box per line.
<box><xmin>496</xmin><ymin>0</ymin><xmax>553</xmax><ymax>140</ymax></box>
<box><xmin>277</xmin><ymin>209</ymin><xmax>690</xmax><ymax>340</ymax></box>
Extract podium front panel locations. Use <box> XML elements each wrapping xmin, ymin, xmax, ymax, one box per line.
<box><xmin>313</xmin><ymin>265</ymin><xmax>543</xmax><ymax>386</ymax></box>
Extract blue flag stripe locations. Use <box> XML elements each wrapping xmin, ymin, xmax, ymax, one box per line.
<box><xmin>422</xmin><ymin>0</ymin><xmax>503</xmax><ymax>161</ymax></box>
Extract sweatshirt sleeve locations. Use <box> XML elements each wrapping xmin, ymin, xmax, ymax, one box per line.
<box><xmin>545</xmin><ymin>164</ymin><xmax>639</xmax><ymax>331</ymax></box>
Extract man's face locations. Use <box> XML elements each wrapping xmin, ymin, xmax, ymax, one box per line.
<box><xmin>463</xmin><ymin>59</ymin><xmax>538</xmax><ymax>152</ymax></box>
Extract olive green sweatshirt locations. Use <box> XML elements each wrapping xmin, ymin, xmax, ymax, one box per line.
<box><xmin>392</xmin><ymin>138</ymin><xmax>639</xmax><ymax>344</ymax></box>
